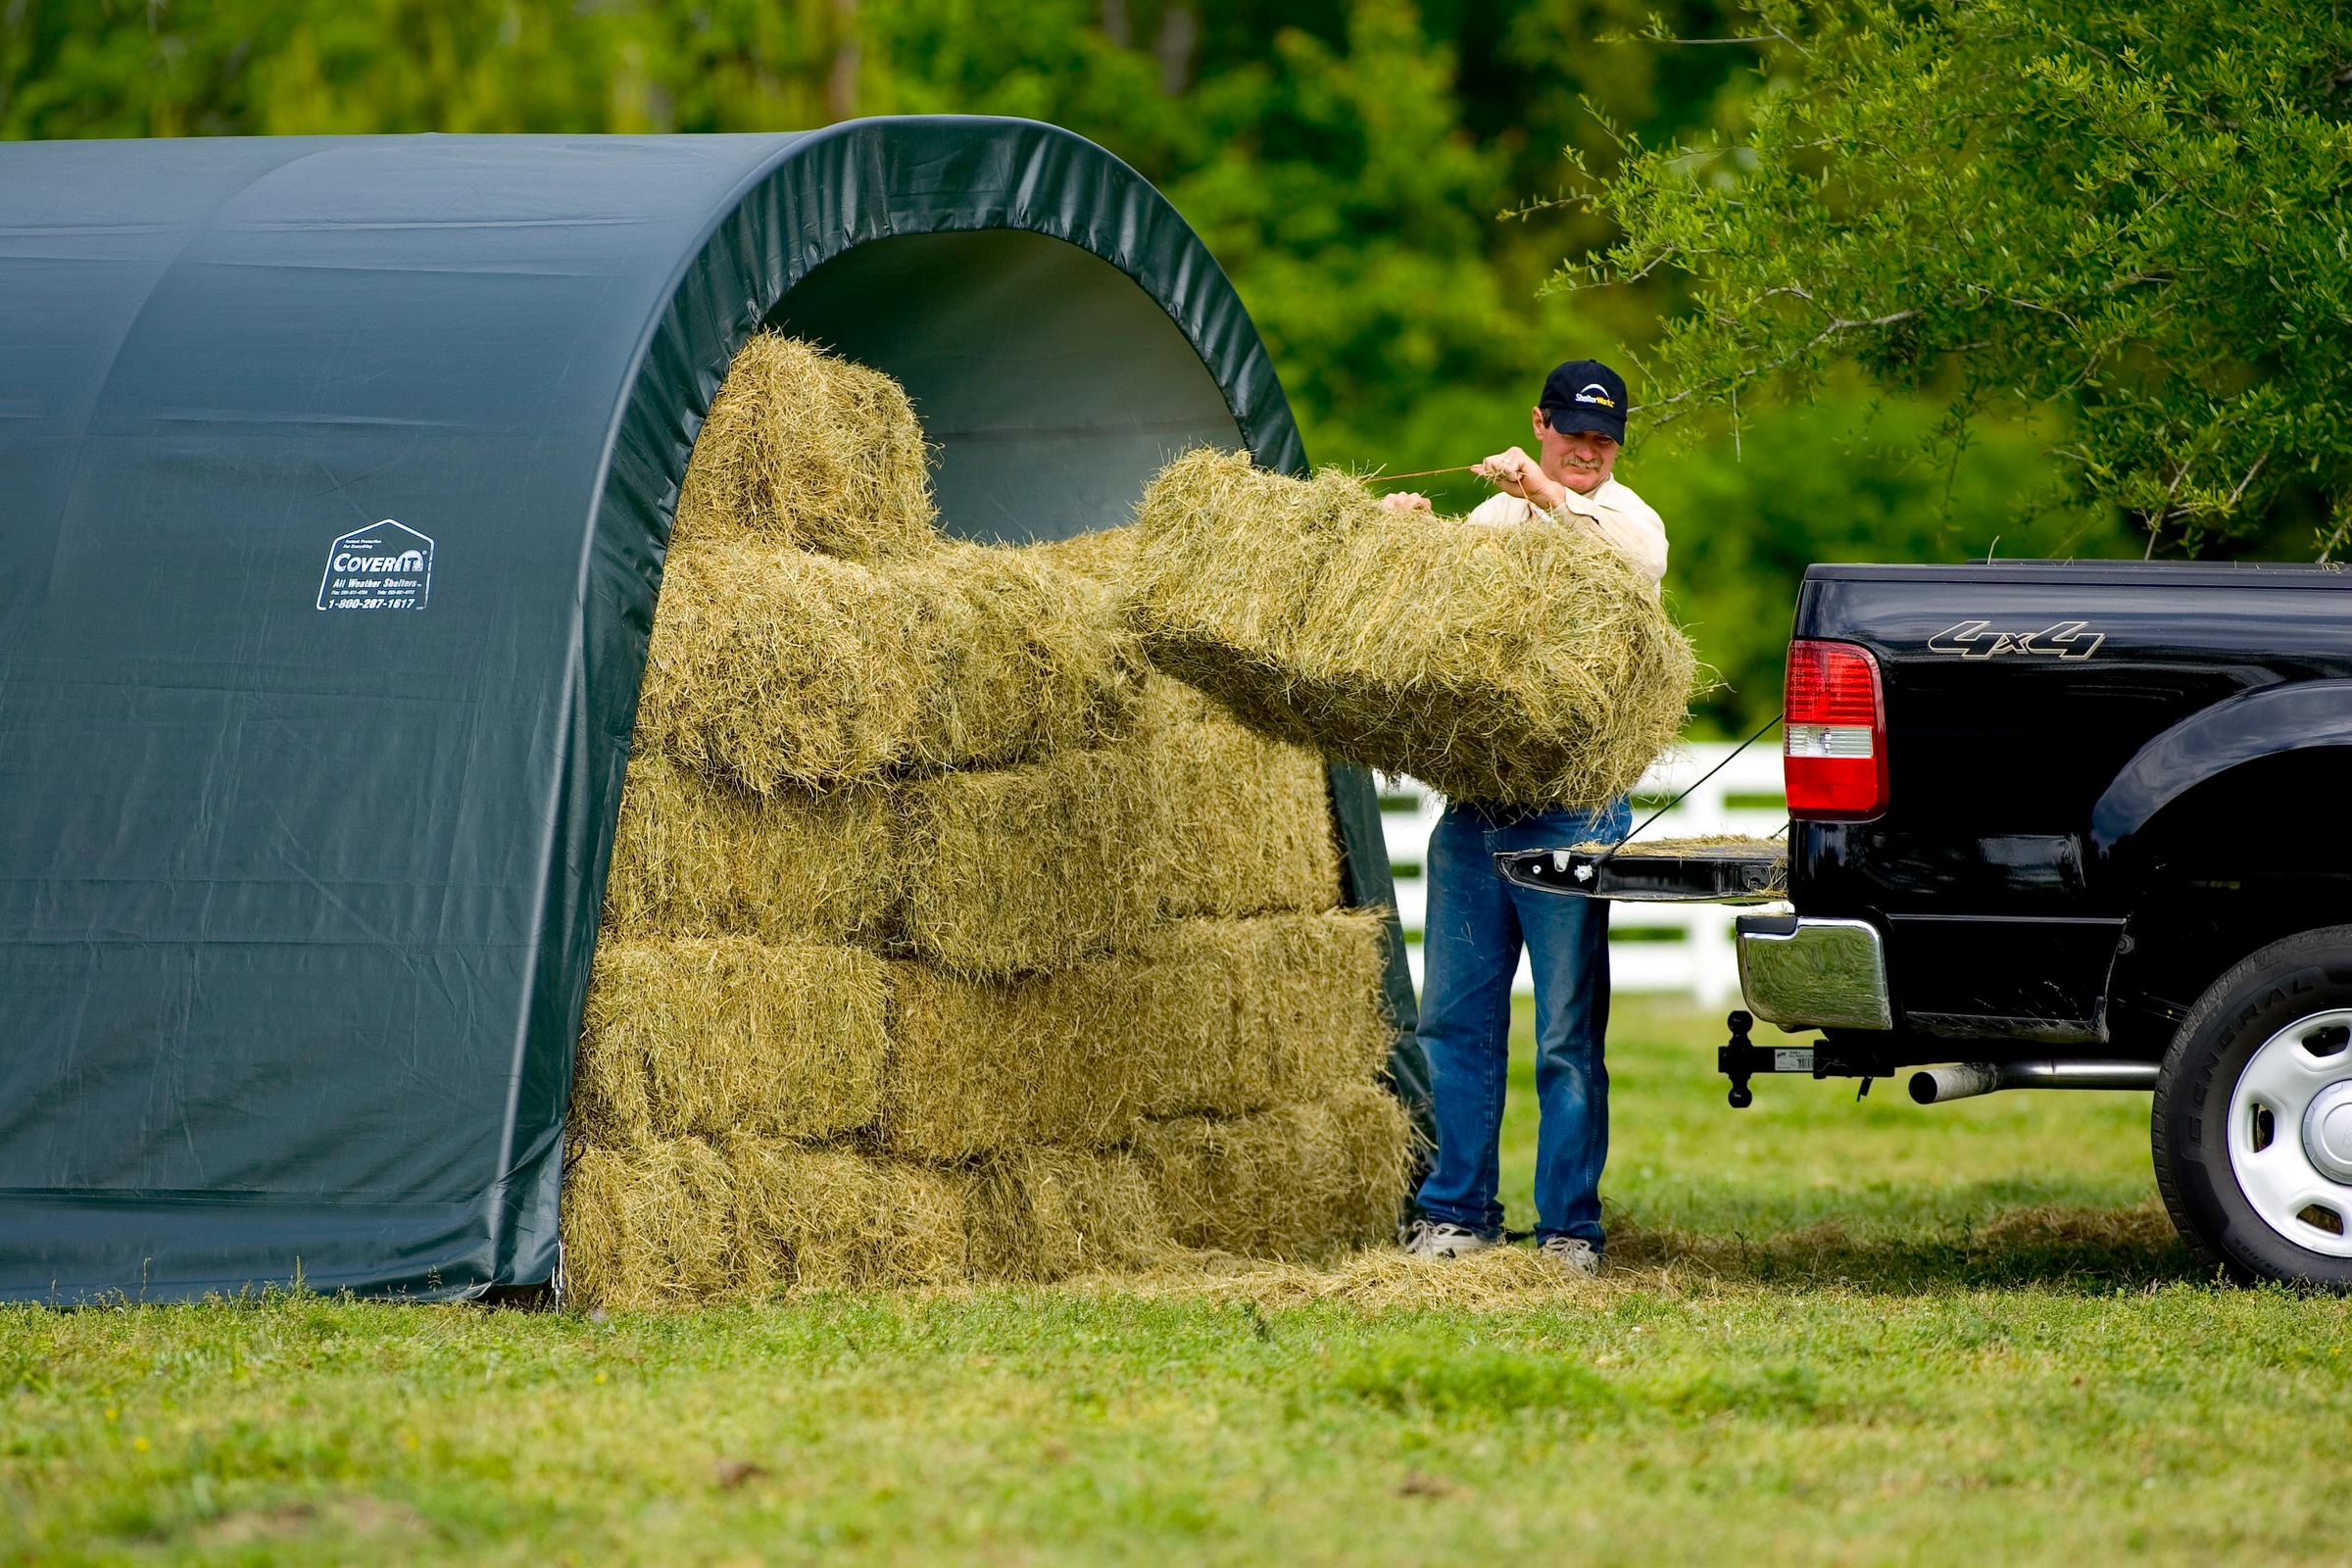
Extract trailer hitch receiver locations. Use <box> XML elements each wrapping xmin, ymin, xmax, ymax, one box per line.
<box><xmin>1718</xmin><ymin>1010</ymin><xmax>1888</xmax><ymax>1106</ymax></box>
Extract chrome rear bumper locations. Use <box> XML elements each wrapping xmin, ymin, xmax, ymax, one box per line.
<box><xmin>1735</xmin><ymin>914</ymin><xmax>1893</xmax><ymax>1031</ymax></box>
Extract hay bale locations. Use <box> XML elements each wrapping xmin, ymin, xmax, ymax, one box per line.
<box><xmin>636</xmin><ymin>540</ymin><xmax>1140</xmax><ymax>794</ymax></box>
<box><xmin>882</xmin><ymin>960</ymin><xmax>1144</xmax><ymax>1157</ymax></box>
<box><xmin>905</xmin><ymin>541</ymin><xmax>1145</xmax><ymax>772</ymax></box>
<box><xmin>637</xmin><ymin>544</ymin><xmax>926</xmax><ymax>792</ymax></box>
<box><xmin>891</xmin><ymin>742</ymin><xmax>1172</xmax><ymax>976</ymax></box>
<box><xmin>634</xmin><ymin>542</ymin><xmax>934</xmax><ymax>794</ymax></box>
<box><xmin>1123</xmin><ymin>911</ymin><xmax>1393</xmax><ymax>1115</ymax></box>
<box><xmin>676</xmin><ymin>332</ymin><xmax>937</xmax><ymax>560</ymax></box>
<box><xmin>726</xmin><ymin>1137</ymin><xmax>978</xmax><ymax>1289</ymax></box>
<box><xmin>720</xmin><ymin>1139</ymin><xmax>1167</xmax><ymax>1288</ymax></box>
<box><xmin>604</xmin><ymin>754</ymin><xmax>894</xmax><ymax>946</ymax></box>
<box><xmin>562</xmin><ymin>1082</ymin><xmax>1414</xmax><ymax>1298</ymax></box>
<box><xmin>879</xmin><ymin>913</ymin><xmax>1393</xmax><ymax>1156</ymax></box>
<box><xmin>578</xmin><ymin>938</ymin><xmax>888</xmax><ymax>1144</ymax></box>
<box><xmin>567</xmin><ymin>1002</ymin><xmax>657</xmax><ymax>1149</ymax></box>
<box><xmin>559</xmin><ymin>1138</ymin><xmax>741</xmax><ymax>1309</ymax></box>
<box><xmin>1122</xmin><ymin>448</ymin><xmax>1696</xmax><ymax>808</ymax></box>
<box><xmin>1014</xmin><ymin>535</ymin><xmax>1345</xmax><ymax>920</ymax></box>
<box><xmin>1136</xmin><ymin>1085</ymin><xmax>1417</xmax><ymax>1260</ymax></box>
<box><xmin>1150</xmin><ymin>679</ymin><xmax>1343</xmax><ymax>919</ymax></box>
<box><xmin>1234</xmin><ymin>910</ymin><xmax>1396</xmax><ymax>1103</ymax></box>
<box><xmin>971</xmin><ymin>1148</ymin><xmax>1170</xmax><ymax>1280</ymax></box>
<box><xmin>1020</xmin><ymin>523</ymin><xmax>1138</xmax><ymax>582</ymax></box>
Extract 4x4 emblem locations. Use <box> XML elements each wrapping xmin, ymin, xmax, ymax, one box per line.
<box><xmin>1926</xmin><ymin>619</ymin><xmax>2103</xmax><ymax>660</ymax></box>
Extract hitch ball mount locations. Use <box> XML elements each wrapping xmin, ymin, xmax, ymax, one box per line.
<box><xmin>1718</xmin><ymin>1011</ymin><xmax>1883</xmax><ymax>1107</ymax></box>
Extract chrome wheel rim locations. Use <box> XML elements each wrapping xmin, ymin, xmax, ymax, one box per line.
<box><xmin>2227</xmin><ymin>1008</ymin><xmax>2352</xmax><ymax>1256</ymax></box>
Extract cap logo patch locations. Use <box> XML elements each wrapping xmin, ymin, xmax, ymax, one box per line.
<box><xmin>1575</xmin><ymin>383</ymin><xmax>1617</xmax><ymax>410</ymax></box>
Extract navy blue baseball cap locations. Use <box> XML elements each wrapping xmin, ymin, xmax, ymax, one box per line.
<box><xmin>1540</xmin><ymin>360</ymin><xmax>1629</xmax><ymax>442</ymax></box>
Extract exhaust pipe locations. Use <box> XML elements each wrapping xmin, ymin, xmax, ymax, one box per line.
<box><xmin>1908</xmin><ymin>1059</ymin><xmax>2161</xmax><ymax>1104</ymax></box>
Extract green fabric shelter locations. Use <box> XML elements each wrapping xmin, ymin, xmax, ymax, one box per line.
<box><xmin>0</xmin><ymin>116</ymin><xmax>1421</xmax><ymax>1302</ymax></box>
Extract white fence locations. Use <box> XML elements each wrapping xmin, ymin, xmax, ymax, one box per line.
<box><xmin>1379</xmin><ymin>742</ymin><xmax>1788</xmax><ymax>1007</ymax></box>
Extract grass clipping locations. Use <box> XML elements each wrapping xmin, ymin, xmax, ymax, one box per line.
<box><xmin>1121</xmin><ymin>449</ymin><xmax>1696</xmax><ymax>808</ymax></box>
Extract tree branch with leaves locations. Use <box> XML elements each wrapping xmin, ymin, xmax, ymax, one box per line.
<box><xmin>1560</xmin><ymin>0</ymin><xmax>2352</xmax><ymax>558</ymax></box>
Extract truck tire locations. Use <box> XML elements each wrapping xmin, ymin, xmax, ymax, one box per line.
<box><xmin>2155</xmin><ymin>925</ymin><xmax>2352</xmax><ymax>1289</ymax></box>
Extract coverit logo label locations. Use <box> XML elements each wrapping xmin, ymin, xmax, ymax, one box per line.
<box><xmin>1926</xmin><ymin>619</ymin><xmax>2103</xmax><ymax>660</ymax></box>
<box><xmin>318</xmin><ymin>519</ymin><xmax>433</xmax><ymax>612</ymax></box>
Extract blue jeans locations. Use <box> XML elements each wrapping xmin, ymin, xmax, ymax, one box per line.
<box><xmin>1413</xmin><ymin>797</ymin><xmax>1630</xmax><ymax>1247</ymax></box>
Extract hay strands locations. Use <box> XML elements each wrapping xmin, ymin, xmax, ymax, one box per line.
<box><xmin>636</xmin><ymin>538</ymin><xmax>1143</xmax><ymax>796</ymax></box>
<box><xmin>675</xmin><ymin>333</ymin><xmax>938</xmax><ymax>561</ymax></box>
<box><xmin>1121</xmin><ymin>449</ymin><xmax>1697</xmax><ymax>808</ymax></box>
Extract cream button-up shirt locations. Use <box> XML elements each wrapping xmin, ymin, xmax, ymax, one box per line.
<box><xmin>1462</xmin><ymin>477</ymin><xmax>1668</xmax><ymax>590</ymax></box>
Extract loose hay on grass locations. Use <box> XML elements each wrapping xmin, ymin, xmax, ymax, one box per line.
<box><xmin>1102</xmin><ymin>1241</ymin><xmax>1590</xmax><ymax>1309</ymax></box>
<box><xmin>603</xmin><ymin>755</ymin><xmax>893</xmax><ymax>946</ymax></box>
<box><xmin>1137</xmin><ymin>1084</ymin><xmax>1416</xmax><ymax>1260</ymax></box>
<box><xmin>637</xmin><ymin>540</ymin><xmax>1140</xmax><ymax>793</ymax></box>
<box><xmin>675</xmin><ymin>333</ymin><xmax>937</xmax><ymax>560</ymax></box>
<box><xmin>878</xmin><ymin>912</ymin><xmax>1395</xmax><ymax>1158</ymax></box>
<box><xmin>1122</xmin><ymin>448</ymin><xmax>1696</xmax><ymax>808</ymax></box>
<box><xmin>577</xmin><ymin>938</ymin><xmax>888</xmax><ymax>1145</ymax></box>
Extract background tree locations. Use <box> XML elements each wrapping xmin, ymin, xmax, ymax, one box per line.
<box><xmin>1568</xmin><ymin>0</ymin><xmax>2352</xmax><ymax>560</ymax></box>
<box><xmin>1</xmin><ymin>0</ymin><xmax>2143</xmax><ymax>731</ymax></box>
<box><xmin>0</xmin><ymin>1</ymin><xmax>1740</xmax><ymax>452</ymax></box>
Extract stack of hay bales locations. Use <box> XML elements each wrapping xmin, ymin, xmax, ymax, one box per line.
<box><xmin>1120</xmin><ymin>449</ymin><xmax>1697</xmax><ymax>808</ymax></box>
<box><xmin>563</xmin><ymin>335</ymin><xmax>1413</xmax><ymax>1309</ymax></box>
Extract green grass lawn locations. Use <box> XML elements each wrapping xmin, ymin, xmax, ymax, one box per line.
<box><xmin>9</xmin><ymin>1000</ymin><xmax>2350</xmax><ymax>1567</ymax></box>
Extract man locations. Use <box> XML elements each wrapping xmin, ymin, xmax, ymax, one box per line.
<box><xmin>1384</xmin><ymin>360</ymin><xmax>1667</xmax><ymax>1276</ymax></box>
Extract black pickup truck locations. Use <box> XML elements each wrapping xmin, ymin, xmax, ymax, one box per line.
<box><xmin>1501</xmin><ymin>561</ymin><xmax>2352</xmax><ymax>1287</ymax></box>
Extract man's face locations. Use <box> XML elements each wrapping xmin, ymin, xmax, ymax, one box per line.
<box><xmin>1534</xmin><ymin>408</ymin><xmax>1619</xmax><ymax>495</ymax></box>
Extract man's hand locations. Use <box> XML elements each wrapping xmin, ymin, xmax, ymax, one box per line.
<box><xmin>1379</xmin><ymin>491</ymin><xmax>1433</xmax><ymax>513</ymax></box>
<box><xmin>1475</xmin><ymin>446</ymin><xmax>1567</xmax><ymax>511</ymax></box>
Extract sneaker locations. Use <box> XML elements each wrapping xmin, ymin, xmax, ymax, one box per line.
<box><xmin>1539</xmin><ymin>1235</ymin><xmax>1601</xmax><ymax>1277</ymax></box>
<box><xmin>1402</xmin><ymin>1220</ymin><xmax>1501</xmax><ymax>1258</ymax></box>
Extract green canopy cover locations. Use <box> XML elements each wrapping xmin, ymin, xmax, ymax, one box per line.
<box><xmin>0</xmin><ymin>117</ymin><xmax>1418</xmax><ymax>1300</ymax></box>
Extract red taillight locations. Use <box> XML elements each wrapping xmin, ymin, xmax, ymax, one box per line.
<box><xmin>1784</xmin><ymin>639</ymin><xmax>1887</xmax><ymax>819</ymax></box>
